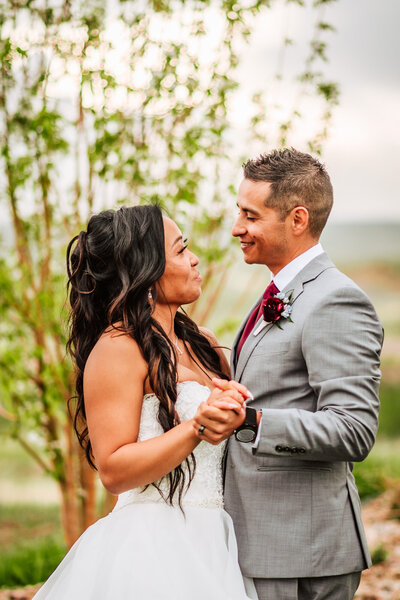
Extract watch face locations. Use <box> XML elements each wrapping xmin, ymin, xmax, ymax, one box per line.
<box><xmin>236</xmin><ymin>428</ymin><xmax>256</xmax><ymax>443</ymax></box>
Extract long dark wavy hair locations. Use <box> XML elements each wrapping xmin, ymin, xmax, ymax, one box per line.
<box><xmin>66</xmin><ymin>205</ymin><xmax>228</xmax><ymax>505</ymax></box>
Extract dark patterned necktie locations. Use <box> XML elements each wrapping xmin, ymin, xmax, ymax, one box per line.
<box><xmin>236</xmin><ymin>281</ymin><xmax>280</xmax><ymax>358</ymax></box>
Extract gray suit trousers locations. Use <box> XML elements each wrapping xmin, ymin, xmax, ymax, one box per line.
<box><xmin>254</xmin><ymin>572</ymin><xmax>361</xmax><ymax>600</ymax></box>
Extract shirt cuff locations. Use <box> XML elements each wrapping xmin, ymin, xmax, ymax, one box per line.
<box><xmin>252</xmin><ymin>410</ymin><xmax>263</xmax><ymax>450</ymax></box>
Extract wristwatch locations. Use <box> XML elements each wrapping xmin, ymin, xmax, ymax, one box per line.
<box><xmin>235</xmin><ymin>407</ymin><xmax>258</xmax><ymax>443</ymax></box>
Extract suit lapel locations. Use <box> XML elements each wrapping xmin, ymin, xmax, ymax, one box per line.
<box><xmin>231</xmin><ymin>295</ymin><xmax>263</xmax><ymax>376</ymax></box>
<box><xmin>234</xmin><ymin>253</ymin><xmax>335</xmax><ymax>381</ymax></box>
<box><xmin>235</xmin><ymin>319</ymin><xmax>273</xmax><ymax>381</ymax></box>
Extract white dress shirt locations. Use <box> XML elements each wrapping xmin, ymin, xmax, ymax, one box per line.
<box><xmin>251</xmin><ymin>242</ymin><xmax>324</xmax><ymax>448</ymax></box>
<box><xmin>272</xmin><ymin>242</ymin><xmax>324</xmax><ymax>291</ymax></box>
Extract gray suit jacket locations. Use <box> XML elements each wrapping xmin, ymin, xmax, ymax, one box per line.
<box><xmin>224</xmin><ymin>253</ymin><xmax>383</xmax><ymax>579</ymax></box>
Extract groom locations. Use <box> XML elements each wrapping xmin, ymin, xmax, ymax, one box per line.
<box><xmin>201</xmin><ymin>148</ymin><xmax>383</xmax><ymax>600</ymax></box>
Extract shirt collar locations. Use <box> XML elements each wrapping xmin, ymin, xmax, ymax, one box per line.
<box><xmin>272</xmin><ymin>243</ymin><xmax>324</xmax><ymax>291</ymax></box>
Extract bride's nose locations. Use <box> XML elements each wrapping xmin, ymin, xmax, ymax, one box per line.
<box><xmin>190</xmin><ymin>251</ymin><xmax>199</xmax><ymax>266</ymax></box>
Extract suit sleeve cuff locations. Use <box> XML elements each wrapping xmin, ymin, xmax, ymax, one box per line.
<box><xmin>252</xmin><ymin>410</ymin><xmax>263</xmax><ymax>450</ymax></box>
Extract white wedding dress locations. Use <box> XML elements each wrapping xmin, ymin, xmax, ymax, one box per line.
<box><xmin>34</xmin><ymin>381</ymin><xmax>258</xmax><ymax>600</ymax></box>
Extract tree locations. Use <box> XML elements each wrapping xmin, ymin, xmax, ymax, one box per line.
<box><xmin>0</xmin><ymin>0</ymin><xmax>338</xmax><ymax>547</ymax></box>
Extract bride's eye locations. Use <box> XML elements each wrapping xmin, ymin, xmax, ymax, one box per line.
<box><xmin>177</xmin><ymin>239</ymin><xmax>188</xmax><ymax>254</ymax></box>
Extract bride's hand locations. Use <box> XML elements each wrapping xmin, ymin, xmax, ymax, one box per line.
<box><xmin>192</xmin><ymin>386</ymin><xmax>247</xmax><ymax>445</ymax></box>
<box><xmin>208</xmin><ymin>378</ymin><xmax>253</xmax><ymax>404</ymax></box>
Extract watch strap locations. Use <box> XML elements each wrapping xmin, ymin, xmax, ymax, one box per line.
<box><xmin>235</xmin><ymin>406</ymin><xmax>257</xmax><ymax>433</ymax></box>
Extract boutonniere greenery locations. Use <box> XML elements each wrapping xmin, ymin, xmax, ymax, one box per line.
<box><xmin>253</xmin><ymin>291</ymin><xmax>294</xmax><ymax>335</ymax></box>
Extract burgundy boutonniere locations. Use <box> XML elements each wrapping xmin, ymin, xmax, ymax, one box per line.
<box><xmin>253</xmin><ymin>291</ymin><xmax>294</xmax><ymax>335</ymax></box>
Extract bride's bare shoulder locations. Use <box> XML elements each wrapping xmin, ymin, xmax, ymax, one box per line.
<box><xmin>85</xmin><ymin>325</ymin><xmax>147</xmax><ymax>380</ymax></box>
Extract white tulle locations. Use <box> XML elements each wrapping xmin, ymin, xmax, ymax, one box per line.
<box><xmin>33</xmin><ymin>381</ymin><xmax>258</xmax><ymax>600</ymax></box>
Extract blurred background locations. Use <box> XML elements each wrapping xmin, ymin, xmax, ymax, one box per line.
<box><xmin>0</xmin><ymin>0</ymin><xmax>399</xmax><ymax>597</ymax></box>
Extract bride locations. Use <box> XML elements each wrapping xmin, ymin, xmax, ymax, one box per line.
<box><xmin>34</xmin><ymin>204</ymin><xmax>258</xmax><ymax>599</ymax></box>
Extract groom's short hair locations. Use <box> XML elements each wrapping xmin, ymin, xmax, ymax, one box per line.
<box><xmin>243</xmin><ymin>148</ymin><xmax>333</xmax><ymax>238</ymax></box>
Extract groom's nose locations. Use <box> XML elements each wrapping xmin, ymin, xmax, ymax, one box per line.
<box><xmin>232</xmin><ymin>216</ymin><xmax>246</xmax><ymax>237</ymax></box>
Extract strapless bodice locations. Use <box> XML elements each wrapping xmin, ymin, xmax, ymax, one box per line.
<box><xmin>114</xmin><ymin>381</ymin><xmax>226</xmax><ymax>511</ymax></box>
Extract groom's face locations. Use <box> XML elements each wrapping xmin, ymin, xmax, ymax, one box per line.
<box><xmin>232</xmin><ymin>178</ymin><xmax>289</xmax><ymax>273</ymax></box>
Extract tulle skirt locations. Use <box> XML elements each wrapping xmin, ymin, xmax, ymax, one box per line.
<box><xmin>33</xmin><ymin>501</ymin><xmax>257</xmax><ymax>599</ymax></box>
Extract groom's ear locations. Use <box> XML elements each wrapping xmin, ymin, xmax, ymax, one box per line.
<box><xmin>290</xmin><ymin>206</ymin><xmax>309</xmax><ymax>237</ymax></box>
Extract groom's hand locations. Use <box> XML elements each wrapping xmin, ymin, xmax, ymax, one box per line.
<box><xmin>192</xmin><ymin>383</ymin><xmax>248</xmax><ymax>445</ymax></box>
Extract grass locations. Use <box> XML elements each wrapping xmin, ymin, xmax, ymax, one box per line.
<box><xmin>370</xmin><ymin>542</ymin><xmax>389</xmax><ymax>566</ymax></box>
<box><xmin>354</xmin><ymin>439</ymin><xmax>400</xmax><ymax>500</ymax></box>
<box><xmin>0</xmin><ymin>437</ymin><xmax>44</xmax><ymax>482</ymax></box>
<box><xmin>0</xmin><ymin>536</ymin><xmax>66</xmax><ymax>588</ymax></box>
<box><xmin>351</xmin><ymin>380</ymin><xmax>400</xmax><ymax>500</ymax></box>
<box><xmin>0</xmin><ymin>503</ymin><xmax>66</xmax><ymax>589</ymax></box>
<box><xmin>377</xmin><ymin>382</ymin><xmax>400</xmax><ymax>439</ymax></box>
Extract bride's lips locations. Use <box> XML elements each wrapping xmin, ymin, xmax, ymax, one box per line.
<box><xmin>193</xmin><ymin>271</ymin><xmax>202</xmax><ymax>282</ymax></box>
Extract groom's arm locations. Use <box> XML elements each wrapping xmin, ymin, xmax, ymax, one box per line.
<box><xmin>253</xmin><ymin>285</ymin><xmax>384</xmax><ymax>462</ymax></box>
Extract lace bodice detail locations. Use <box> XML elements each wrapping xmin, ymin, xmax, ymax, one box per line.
<box><xmin>114</xmin><ymin>381</ymin><xmax>226</xmax><ymax>511</ymax></box>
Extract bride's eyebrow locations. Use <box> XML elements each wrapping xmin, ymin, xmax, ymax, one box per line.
<box><xmin>171</xmin><ymin>235</ymin><xmax>183</xmax><ymax>248</ymax></box>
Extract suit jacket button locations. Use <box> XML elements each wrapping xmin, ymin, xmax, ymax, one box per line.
<box><xmin>284</xmin><ymin>446</ymin><xmax>291</xmax><ymax>453</ymax></box>
<box><xmin>275</xmin><ymin>445</ymin><xmax>283</xmax><ymax>452</ymax></box>
<box><xmin>291</xmin><ymin>447</ymin><xmax>298</xmax><ymax>454</ymax></box>
<box><xmin>298</xmin><ymin>447</ymin><xmax>306</xmax><ymax>454</ymax></box>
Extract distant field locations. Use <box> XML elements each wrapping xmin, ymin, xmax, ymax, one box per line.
<box><xmin>2</xmin><ymin>220</ymin><xmax>399</xmax><ymax>262</ymax></box>
<box><xmin>321</xmin><ymin>222</ymin><xmax>400</xmax><ymax>264</ymax></box>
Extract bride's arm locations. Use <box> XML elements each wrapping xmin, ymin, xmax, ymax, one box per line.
<box><xmin>83</xmin><ymin>332</ymin><xmax>243</xmax><ymax>495</ymax></box>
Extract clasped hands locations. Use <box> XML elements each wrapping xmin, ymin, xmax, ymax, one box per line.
<box><xmin>192</xmin><ymin>378</ymin><xmax>252</xmax><ymax>445</ymax></box>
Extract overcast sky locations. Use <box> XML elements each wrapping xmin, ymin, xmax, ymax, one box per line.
<box><xmin>323</xmin><ymin>0</ymin><xmax>400</xmax><ymax>223</ymax></box>
<box><xmin>235</xmin><ymin>0</ymin><xmax>400</xmax><ymax>223</ymax></box>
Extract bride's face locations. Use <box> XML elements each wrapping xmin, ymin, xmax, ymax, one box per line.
<box><xmin>156</xmin><ymin>217</ymin><xmax>202</xmax><ymax>306</ymax></box>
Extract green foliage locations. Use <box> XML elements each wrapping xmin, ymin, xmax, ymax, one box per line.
<box><xmin>0</xmin><ymin>536</ymin><xmax>66</xmax><ymax>588</ymax></box>
<box><xmin>353</xmin><ymin>438</ymin><xmax>400</xmax><ymax>500</ymax></box>
<box><xmin>370</xmin><ymin>543</ymin><xmax>389</xmax><ymax>566</ymax></box>
<box><xmin>390</xmin><ymin>496</ymin><xmax>400</xmax><ymax>521</ymax></box>
<box><xmin>377</xmin><ymin>383</ymin><xmax>400</xmax><ymax>439</ymax></box>
<box><xmin>317</xmin><ymin>82</ymin><xmax>339</xmax><ymax>103</ymax></box>
<box><xmin>0</xmin><ymin>503</ymin><xmax>65</xmax><ymax>588</ymax></box>
<box><xmin>353</xmin><ymin>382</ymin><xmax>400</xmax><ymax>499</ymax></box>
<box><xmin>314</xmin><ymin>0</ymin><xmax>339</xmax><ymax>6</ymax></box>
<box><xmin>352</xmin><ymin>377</ymin><xmax>400</xmax><ymax>501</ymax></box>
<box><xmin>353</xmin><ymin>462</ymin><xmax>388</xmax><ymax>500</ymax></box>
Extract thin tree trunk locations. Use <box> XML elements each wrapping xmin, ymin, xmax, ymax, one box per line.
<box><xmin>61</xmin><ymin>420</ymin><xmax>80</xmax><ymax>547</ymax></box>
<box><xmin>80</xmin><ymin>456</ymin><xmax>97</xmax><ymax>530</ymax></box>
<box><xmin>59</xmin><ymin>478</ymin><xmax>80</xmax><ymax>548</ymax></box>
